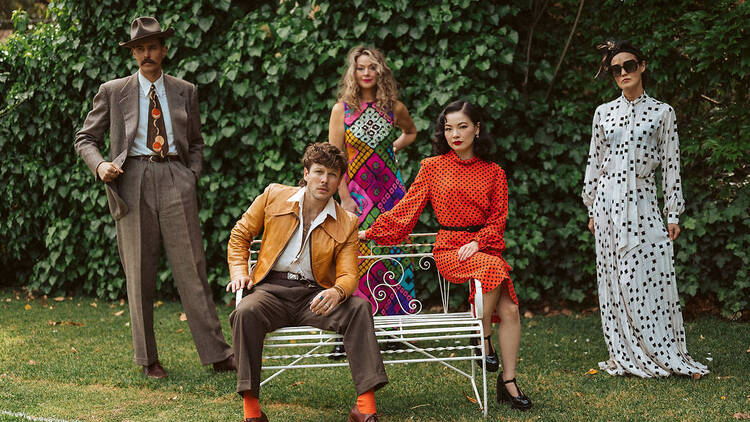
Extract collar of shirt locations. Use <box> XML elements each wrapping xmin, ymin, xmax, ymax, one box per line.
<box><xmin>287</xmin><ymin>186</ymin><xmax>337</xmax><ymax>224</ymax></box>
<box><xmin>138</xmin><ymin>71</ymin><xmax>166</xmax><ymax>97</ymax></box>
<box><xmin>620</xmin><ymin>91</ymin><xmax>648</xmax><ymax>106</ymax></box>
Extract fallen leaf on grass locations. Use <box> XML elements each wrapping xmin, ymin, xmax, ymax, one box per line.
<box><xmin>700</xmin><ymin>335</ymin><xmax>705</xmax><ymax>340</ymax></box>
<box><xmin>721</xmin><ymin>396</ymin><xmax>726</xmax><ymax>400</ymax></box>
<box><xmin>90</xmin><ymin>302</ymin><xmax>97</xmax><ymax>308</ymax></box>
<box><xmin>113</xmin><ymin>310</ymin><xmax>125</xmax><ymax>316</ymax></box>
<box><xmin>692</xmin><ymin>373</ymin><xmax>703</xmax><ymax>380</ymax></box>
<box><xmin>176</xmin><ymin>329</ymin><xmax>184</xmax><ymax>333</ymax></box>
<box><xmin>587</xmin><ymin>369</ymin><xmax>598</xmax><ymax>375</ymax></box>
<box><xmin>24</xmin><ymin>304</ymin><xmax>31</xmax><ymax>310</ymax></box>
<box><xmin>291</xmin><ymin>381</ymin><xmax>305</xmax><ymax>387</ymax></box>
<box><xmin>561</xmin><ymin>308</ymin><xmax>573</xmax><ymax>316</ymax></box>
<box><xmin>746</xmin><ymin>346</ymin><xmax>749</xmax><ymax>353</ymax></box>
<box><xmin>179</xmin><ymin>313</ymin><xmax>187</xmax><ymax>321</ymax></box>
<box><xmin>733</xmin><ymin>413</ymin><xmax>750</xmax><ymax>420</ymax></box>
<box><xmin>71</xmin><ymin>347</ymin><xmax>78</xmax><ymax>354</ymax></box>
<box><xmin>28</xmin><ymin>360</ymin><xmax>36</xmax><ymax>365</ymax></box>
<box><xmin>120</xmin><ymin>299</ymin><xmax>125</xmax><ymax>306</ymax></box>
<box><xmin>41</xmin><ymin>296</ymin><xmax>47</xmax><ymax>308</ymax></box>
<box><xmin>5</xmin><ymin>298</ymin><xmax>10</xmax><ymax>302</ymax></box>
<box><xmin>168</xmin><ymin>396</ymin><xmax>178</xmax><ymax>401</ymax></box>
<box><xmin>155</xmin><ymin>301</ymin><xmax>164</xmax><ymax>308</ymax></box>
<box><xmin>715</xmin><ymin>376</ymin><xmax>734</xmax><ymax>380</ymax></box>
<box><xmin>575</xmin><ymin>392</ymin><xmax>583</xmax><ymax>397</ymax></box>
<box><xmin>410</xmin><ymin>404</ymin><xmax>431</xmax><ymax>410</ymax></box>
<box><xmin>47</xmin><ymin>320</ymin><xmax>84</xmax><ymax>327</ymax></box>
<box><xmin>464</xmin><ymin>393</ymin><xmax>478</xmax><ymax>404</ymax></box>
<box><xmin>449</xmin><ymin>353</ymin><xmax>455</xmax><ymax>358</ymax></box>
<box><xmin>54</xmin><ymin>296</ymin><xmax>65</xmax><ymax>302</ymax></box>
<box><xmin>523</xmin><ymin>311</ymin><xmax>534</xmax><ymax>319</ymax></box>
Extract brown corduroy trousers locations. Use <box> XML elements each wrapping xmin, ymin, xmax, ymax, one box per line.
<box><xmin>230</xmin><ymin>278</ymin><xmax>389</xmax><ymax>398</ymax></box>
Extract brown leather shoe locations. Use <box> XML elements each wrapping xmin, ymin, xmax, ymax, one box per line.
<box><xmin>243</xmin><ymin>412</ymin><xmax>268</xmax><ymax>422</ymax></box>
<box><xmin>143</xmin><ymin>361</ymin><xmax>166</xmax><ymax>378</ymax></box>
<box><xmin>213</xmin><ymin>354</ymin><xmax>237</xmax><ymax>372</ymax></box>
<box><xmin>348</xmin><ymin>404</ymin><xmax>378</xmax><ymax>422</ymax></box>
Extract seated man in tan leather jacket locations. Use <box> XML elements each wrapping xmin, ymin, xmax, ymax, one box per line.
<box><xmin>226</xmin><ymin>143</ymin><xmax>388</xmax><ymax>422</ymax></box>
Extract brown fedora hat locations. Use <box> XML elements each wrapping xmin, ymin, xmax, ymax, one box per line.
<box><xmin>119</xmin><ymin>16</ymin><xmax>175</xmax><ymax>48</ymax></box>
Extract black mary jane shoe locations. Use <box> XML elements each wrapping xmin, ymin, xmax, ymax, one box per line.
<box><xmin>328</xmin><ymin>344</ymin><xmax>346</xmax><ymax>360</ymax></box>
<box><xmin>469</xmin><ymin>334</ymin><xmax>499</xmax><ymax>372</ymax></box>
<box><xmin>497</xmin><ymin>372</ymin><xmax>533</xmax><ymax>411</ymax></box>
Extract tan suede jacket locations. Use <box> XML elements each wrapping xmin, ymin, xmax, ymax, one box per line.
<box><xmin>227</xmin><ymin>183</ymin><xmax>360</xmax><ymax>298</ymax></box>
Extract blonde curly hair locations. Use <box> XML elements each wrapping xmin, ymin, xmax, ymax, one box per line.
<box><xmin>337</xmin><ymin>46</ymin><xmax>399</xmax><ymax>115</ymax></box>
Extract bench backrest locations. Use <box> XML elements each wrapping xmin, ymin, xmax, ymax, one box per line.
<box><xmin>245</xmin><ymin>233</ymin><xmax>457</xmax><ymax>316</ymax></box>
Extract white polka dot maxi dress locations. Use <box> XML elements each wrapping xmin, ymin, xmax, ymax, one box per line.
<box><xmin>582</xmin><ymin>92</ymin><xmax>709</xmax><ymax>378</ymax></box>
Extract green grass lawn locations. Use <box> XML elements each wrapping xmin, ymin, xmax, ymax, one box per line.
<box><xmin>0</xmin><ymin>289</ymin><xmax>748</xmax><ymax>422</ymax></box>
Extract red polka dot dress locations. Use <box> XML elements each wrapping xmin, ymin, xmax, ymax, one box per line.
<box><xmin>365</xmin><ymin>150</ymin><xmax>517</xmax><ymax>314</ymax></box>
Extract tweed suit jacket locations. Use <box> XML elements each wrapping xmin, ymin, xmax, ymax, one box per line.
<box><xmin>75</xmin><ymin>72</ymin><xmax>204</xmax><ymax>220</ymax></box>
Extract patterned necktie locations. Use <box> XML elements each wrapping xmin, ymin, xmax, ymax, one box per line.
<box><xmin>147</xmin><ymin>84</ymin><xmax>169</xmax><ymax>157</ymax></box>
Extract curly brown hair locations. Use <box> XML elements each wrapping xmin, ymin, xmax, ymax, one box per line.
<box><xmin>336</xmin><ymin>45</ymin><xmax>399</xmax><ymax>115</ymax></box>
<box><xmin>299</xmin><ymin>142</ymin><xmax>348</xmax><ymax>186</ymax></box>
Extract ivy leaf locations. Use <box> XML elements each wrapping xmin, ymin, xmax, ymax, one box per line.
<box><xmin>353</xmin><ymin>22</ymin><xmax>368</xmax><ymax>37</ymax></box>
<box><xmin>196</xmin><ymin>70</ymin><xmax>217</xmax><ymax>84</ymax></box>
<box><xmin>198</xmin><ymin>16</ymin><xmax>214</xmax><ymax>33</ymax></box>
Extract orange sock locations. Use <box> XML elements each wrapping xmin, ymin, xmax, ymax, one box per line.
<box><xmin>356</xmin><ymin>389</ymin><xmax>376</xmax><ymax>414</ymax></box>
<box><xmin>243</xmin><ymin>392</ymin><xmax>261</xmax><ymax>419</ymax></box>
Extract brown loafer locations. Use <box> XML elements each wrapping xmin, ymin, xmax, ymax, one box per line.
<box><xmin>143</xmin><ymin>361</ymin><xmax>166</xmax><ymax>379</ymax></box>
<box><xmin>213</xmin><ymin>354</ymin><xmax>237</xmax><ymax>372</ymax></box>
<box><xmin>243</xmin><ymin>412</ymin><xmax>268</xmax><ymax>422</ymax></box>
<box><xmin>348</xmin><ymin>404</ymin><xmax>378</xmax><ymax>422</ymax></box>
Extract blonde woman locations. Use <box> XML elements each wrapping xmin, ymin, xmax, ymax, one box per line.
<box><xmin>327</xmin><ymin>46</ymin><xmax>417</xmax><ymax>358</ymax></box>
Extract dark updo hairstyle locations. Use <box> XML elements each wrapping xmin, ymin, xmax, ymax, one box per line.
<box><xmin>432</xmin><ymin>100</ymin><xmax>494</xmax><ymax>162</ymax></box>
<box><xmin>594</xmin><ymin>39</ymin><xmax>648</xmax><ymax>88</ymax></box>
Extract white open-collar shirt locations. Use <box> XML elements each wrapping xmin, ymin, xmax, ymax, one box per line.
<box><xmin>271</xmin><ymin>186</ymin><xmax>337</xmax><ymax>281</ymax></box>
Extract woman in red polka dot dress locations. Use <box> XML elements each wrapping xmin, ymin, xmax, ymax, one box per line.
<box><xmin>359</xmin><ymin>100</ymin><xmax>532</xmax><ymax>411</ymax></box>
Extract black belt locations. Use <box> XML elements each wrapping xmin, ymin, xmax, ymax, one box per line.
<box><xmin>266</xmin><ymin>271</ymin><xmax>318</xmax><ymax>288</ymax></box>
<box><xmin>130</xmin><ymin>155</ymin><xmax>179</xmax><ymax>163</ymax></box>
<box><xmin>439</xmin><ymin>224</ymin><xmax>483</xmax><ymax>233</ymax></box>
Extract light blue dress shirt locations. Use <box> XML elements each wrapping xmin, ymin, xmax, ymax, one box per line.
<box><xmin>129</xmin><ymin>71</ymin><xmax>176</xmax><ymax>156</ymax></box>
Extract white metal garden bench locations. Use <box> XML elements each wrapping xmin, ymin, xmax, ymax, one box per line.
<box><xmin>235</xmin><ymin>233</ymin><xmax>489</xmax><ymax>416</ymax></box>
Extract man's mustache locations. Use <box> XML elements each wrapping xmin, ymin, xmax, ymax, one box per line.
<box><xmin>141</xmin><ymin>58</ymin><xmax>155</xmax><ymax>65</ymax></box>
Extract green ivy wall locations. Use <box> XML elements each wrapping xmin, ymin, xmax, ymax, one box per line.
<box><xmin>1</xmin><ymin>0</ymin><xmax>748</xmax><ymax>316</ymax></box>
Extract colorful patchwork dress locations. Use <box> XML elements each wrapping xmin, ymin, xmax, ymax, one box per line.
<box><xmin>342</xmin><ymin>101</ymin><xmax>416</xmax><ymax>315</ymax></box>
<box><xmin>365</xmin><ymin>151</ymin><xmax>516</xmax><ymax>319</ymax></box>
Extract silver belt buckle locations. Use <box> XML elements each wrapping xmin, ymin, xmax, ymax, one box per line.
<box><xmin>287</xmin><ymin>272</ymin><xmax>300</xmax><ymax>280</ymax></box>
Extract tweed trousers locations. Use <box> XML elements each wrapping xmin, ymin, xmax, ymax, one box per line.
<box><xmin>115</xmin><ymin>158</ymin><xmax>231</xmax><ymax>365</ymax></box>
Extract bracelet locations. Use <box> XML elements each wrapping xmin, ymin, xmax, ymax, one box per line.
<box><xmin>332</xmin><ymin>285</ymin><xmax>346</xmax><ymax>302</ymax></box>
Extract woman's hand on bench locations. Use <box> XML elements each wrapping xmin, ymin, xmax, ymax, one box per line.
<box><xmin>226</xmin><ymin>276</ymin><xmax>251</xmax><ymax>293</ymax></box>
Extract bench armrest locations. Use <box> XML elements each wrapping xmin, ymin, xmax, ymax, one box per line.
<box><xmin>235</xmin><ymin>288</ymin><xmax>244</xmax><ymax>308</ymax></box>
<box><xmin>472</xmin><ymin>279</ymin><xmax>483</xmax><ymax>319</ymax></box>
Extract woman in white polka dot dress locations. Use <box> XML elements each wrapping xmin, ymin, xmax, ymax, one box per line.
<box><xmin>582</xmin><ymin>40</ymin><xmax>709</xmax><ymax>378</ymax></box>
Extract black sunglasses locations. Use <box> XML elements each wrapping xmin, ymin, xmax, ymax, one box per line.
<box><xmin>609</xmin><ymin>59</ymin><xmax>639</xmax><ymax>77</ymax></box>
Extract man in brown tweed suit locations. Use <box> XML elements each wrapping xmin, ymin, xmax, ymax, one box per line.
<box><xmin>75</xmin><ymin>16</ymin><xmax>235</xmax><ymax>378</ymax></box>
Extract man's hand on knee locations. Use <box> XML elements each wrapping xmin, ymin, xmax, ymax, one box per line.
<box><xmin>309</xmin><ymin>288</ymin><xmax>343</xmax><ymax>316</ymax></box>
<box><xmin>226</xmin><ymin>276</ymin><xmax>251</xmax><ymax>293</ymax></box>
